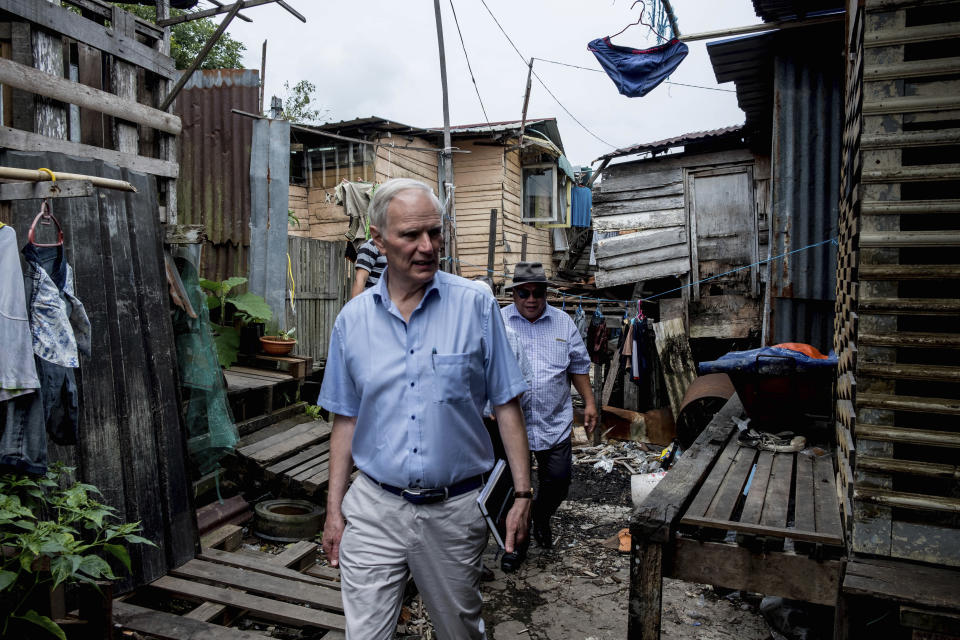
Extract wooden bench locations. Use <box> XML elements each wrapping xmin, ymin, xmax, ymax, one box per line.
<box><xmin>224</xmin><ymin>366</ymin><xmax>300</xmax><ymax>422</ymax></box>
<box><xmin>628</xmin><ymin>395</ymin><xmax>846</xmax><ymax>639</ymax></box>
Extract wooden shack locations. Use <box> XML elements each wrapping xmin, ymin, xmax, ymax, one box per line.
<box><xmin>591</xmin><ymin>128</ymin><xmax>770</xmax><ymax>340</ymax></box>
<box><xmin>288</xmin><ymin>117</ymin><xmax>569</xmax><ymax>284</ymax></box>
<box><xmin>447</xmin><ymin>118</ymin><xmax>568</xmax><ymax>284</ymax></box>
<box><xmin>287</xmin><ymin>117</ymin><xmax>440</xmax><ymax>242</ymax></box>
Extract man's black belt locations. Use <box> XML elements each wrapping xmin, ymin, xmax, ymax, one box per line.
<box><xmin>370</xmin><ymin>473</ymin><xmax>486</xmax><ymax>505</ymax></box>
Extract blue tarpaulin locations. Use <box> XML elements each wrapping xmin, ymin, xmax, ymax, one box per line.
<box><xmin>699</xmin><ymin>345</ymin><xmax>837</xmax><ymax>375</ymax></box>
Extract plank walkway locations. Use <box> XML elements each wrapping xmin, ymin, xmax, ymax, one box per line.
<box><xmin>114</xmin><ymin>534</ymin><xmax>345</xmax><ymax>638</ymax></box>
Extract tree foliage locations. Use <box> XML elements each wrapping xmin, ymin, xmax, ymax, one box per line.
<box><xmin>280</xmin><ymin>80</ymin><xmax>328</xmax><ymax>125</ymax></box>
<box><xmin>115</xmin><ymin>4</ymin><xmax>246</xmax><ymax>70</ymax></box>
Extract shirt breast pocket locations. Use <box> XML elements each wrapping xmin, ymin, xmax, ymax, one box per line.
<box><xmin>432</xmin><ymin>352</ymin><xmax>480</xmax><ymax>404</ymax></box>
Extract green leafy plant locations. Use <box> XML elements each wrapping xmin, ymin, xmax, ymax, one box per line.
<box><xmin>199</xmin><ymin>276</ymin><xmax>273</xmax><ymax>367</ymax></box>
<box><xmin>288</xmin><ymin>210</ymin><xmax>301</xmax><ymax>228</ymax></box>
<box><xmin>274</xmin><ymin>327</ymin><xmax>296</xmax><ymax>341</ymax></box>
<box><xmin>303</xmin><ymin>404</ymin><xmax>322</xmax><ymax>420</ymax></box>
<box><xmin>0</xmin><ymin>464</ymin><xmax>155</xmax><ymax>639</ymax></box>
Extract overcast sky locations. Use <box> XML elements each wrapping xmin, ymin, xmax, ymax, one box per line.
<box><xmin>223</xmin><ymin>0</ymin><xmax>760</xmax><ymax>166</ymax></box>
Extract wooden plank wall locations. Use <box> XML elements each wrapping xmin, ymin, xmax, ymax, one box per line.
<box><xmin>452</xmin><ymin>140</ymin><xmax>553</xmax><ymax>283</ymax></box>
<box><xmin>0</xmin><ymin>0</ymin><xmax>179</xmax><ymax>219</ymax></box>
<box><xmin>288</xmin><ymin>134</ymin><xmax>440</xmax><ymax>243</ymax></box>
<box><xmin>834</xmin><ymin>0</ymin><xmax>960</xmax><ymax>568</ymax></box>
<box><xmin>288</xmin><ymin>237</ymin><xmax>349</xmax><ymax>369</ymax></box>
<box><xmin>0</xmin><ymin>150</ymin><xmax>196</xmax><ymax>590</ymax></box>
<box><xmin>592</xmin><ymin>149</ymin><xmax>756</xmax><ymax>288</ymax></box>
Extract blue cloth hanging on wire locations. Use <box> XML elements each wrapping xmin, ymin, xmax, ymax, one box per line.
<box><xmin>571</xmin><ymin>186</ymin><xmax>592</xmax><ymax>228</ymax></box>
<box><xmin>587</xmin><ymin>37</ymin><xmax>688</xmax><ymax>98</ymax></box>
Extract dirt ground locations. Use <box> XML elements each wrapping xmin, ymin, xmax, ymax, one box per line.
<box><xmin>397</xmin><ymin>463</ymin><xmax>775</xmax><ymax>640</ymax></box>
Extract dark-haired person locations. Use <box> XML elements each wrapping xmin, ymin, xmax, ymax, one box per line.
<box><xmin>500</xmin><ymin>262</ymin><xmax>598</xmax><ymax>571</ymax></box>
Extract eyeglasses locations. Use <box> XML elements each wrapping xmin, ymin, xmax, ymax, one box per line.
<box><xmin>515</xmin><ymin>286</ymin><xmax>546</xmax><ymax>300</ymax></box>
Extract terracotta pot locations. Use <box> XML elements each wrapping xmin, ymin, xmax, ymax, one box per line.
<box><xmin>260</xmin><ymin>336</ymin><xmax>296</xmax><ymax>355</ymax></box>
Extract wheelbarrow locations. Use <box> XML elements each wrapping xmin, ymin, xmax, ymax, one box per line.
<box><xmin>697</xmin><ymin>345</ymin><xmax>837</xmax><ymax>430</ymax></box>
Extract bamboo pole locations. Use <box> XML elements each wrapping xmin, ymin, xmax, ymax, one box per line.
<box><xmin>0</xmin><ymin>167</ymin><xmax>137</xmax><ymax>192</ymax></box>
<box><xmin>678</xmin><ymin>13</ymin><xmax>842</xmax><ymax>43</ymax></box>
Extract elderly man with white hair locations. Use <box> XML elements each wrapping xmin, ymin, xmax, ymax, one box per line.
<box><xmin>318</xmin><ymin>178</ymin><xmax>532</xmax><ymax>639</ymax></box>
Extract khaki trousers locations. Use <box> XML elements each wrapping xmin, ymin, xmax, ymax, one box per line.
<box><xmin>339</xmin><ymin>474</ymin><xmax>488</xmax><ymax>640</ymax></box>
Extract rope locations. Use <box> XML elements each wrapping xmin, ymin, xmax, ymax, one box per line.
<box><xmin>531</xmin><ymin>57</ymin><xmax>736</xmax><ymax>93</ymax></box>
<box><xmin>37</xmin><ymin>168</ymin><xmax>56</xmax><ymax>182</ymax></box>
<box><xmin>478</xmin><ymin>0</ymin><xmax>616</xmax><ymax>149</ymax></box>
<box><xmin>449</xmin><ymin>0</ymin><xmax>490</xmax><ymax>125</ymax></box>
<box><xmin>442</xmin><ymin>236</ymin><xmax>838</xmax><ymax>305</ymax></box>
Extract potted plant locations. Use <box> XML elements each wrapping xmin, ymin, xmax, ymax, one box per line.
<box><xmin>0</xmin><ymin>464</ymin><xmax>155</xmax><ymax>639</ymax></box>
<box><xmin>260</xmin><ymin>327</ymin><xmax>296</xmax><ymax>356</ymax></box>
<box><xmin>198</xmin><ymin>276</ymin><xmax>273</xmax><ymax>367</ymax></box>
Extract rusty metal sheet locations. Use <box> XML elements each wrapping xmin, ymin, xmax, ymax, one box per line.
<box><xmin>175</xmin><ymin>69</ymin><xmax>259</xmax><ymax>280</ymax></box>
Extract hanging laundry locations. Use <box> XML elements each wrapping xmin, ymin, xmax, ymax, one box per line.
<box><xmin>0</xmin><ymin>225</ymin><xmax>39</xmax><ymax>402</ymax></box>
<box><xmin>587</xmin><ymin>37</ymin><xmax>688</xmax><ymax>98</ymax></box>
<box><xmin>336</xmin><ymin>181</ymin><xmax>376</xmax><ymax>247</ymax></box>
<box><xmin>21</xmin><ymin>243</ymin><xmax>90</xmax><ymax>445</ymax></box>
<box><xmin>573</xmin><ymin>304</ymin><xmax>588</xmax><ymax>340</ymax></box>
<box><xmin>587</xmin><ymin>310</ymin><xmax>610</xmax><ymax>365</ymax></box>
<box><xmin>571</xmin><ymin>185</ymin><xmax>592</xmax><ymax>228</ymax></box>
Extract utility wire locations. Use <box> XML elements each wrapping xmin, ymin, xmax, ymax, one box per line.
<box><xmin>448</xmin><ymin>0</ymin><xmax>490</xmax><ymax>125</ymax></box>
<box><xmin>532</xmin><ymin>57</ymin><xmax>737</xmax><ymax>93</ymax></box>
<box><xmin>478</xmin><ymin>0</ymin><xmax>616</xmax><ymax>149</ymax></box>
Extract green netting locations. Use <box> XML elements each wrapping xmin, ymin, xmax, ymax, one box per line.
<box><xmin>171</xmin><ymin>254</ymin><xmax>238</xmax><ymax>476</ymax></box>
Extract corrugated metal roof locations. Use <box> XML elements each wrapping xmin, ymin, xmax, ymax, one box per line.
<box><xmin>436</xmin><ymin>118</ymin><xmax>552</xmax><ymax>133</ymax></box>
<box><xmin>318</xmin><ymin>116</ymin><xmax>434</xmax><ymax>137</ymax></box>
<box><xmin>707</xmin><ymin>32</ymin><xmax>775</xmax><ymax>138</ymax></box>
<box><xmin>176</xmin><ymin>69</ymin><xmax>259</xmax><ymax>281</ymax></box>
<box><xmin>594</xmin><ymin>125</ymin><xmax>745</xmax><ymax>162</ymax></box>
<box><xmin>752</xmin><ymin>0</ymin><xmax>843</xmax><ymax>22</ymax></box>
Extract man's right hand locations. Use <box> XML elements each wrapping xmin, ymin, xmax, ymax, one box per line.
<box><xmin>322</xmin><ymin>511</ymin><xmax>346</xmax><ymax>567</ymax></box>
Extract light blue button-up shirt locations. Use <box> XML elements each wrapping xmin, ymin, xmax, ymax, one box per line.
<box><xmin>502</xmin><ymin>303</ymin><xmax>591</xmax><ymax>451</ymax></box>
<box><xmin>318</xmin><ymin>269</ymin><xmax>528</xmax><ymax>489</ymax></box>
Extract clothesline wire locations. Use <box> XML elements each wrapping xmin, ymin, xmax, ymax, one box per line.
<box><xmin>442</xmin><ymin>236</ymin><xmax>839</xmax><ymax>306</ymax></box>
<box><xmin>478</xmin><ymin>0</ymin><xmax>616</xmax><ymax>149</ymax></box>
<box><xmin>531</xmin><ymin>57</ymin><xmax>737</xmax><ymax>93</ymax></box>
<box><xmin>448</xmin><ymin>0</ymin><xmax>491</xmax><ymax>125</ymax></box>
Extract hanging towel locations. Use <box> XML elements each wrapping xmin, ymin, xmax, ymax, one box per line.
<box><xmin>588</xmin><ymin>37</ymin><xmax>688</xmax><ymax>98</ymax></box>
<box><xmin>571</xmin><ymin>186</ymin><xmax>592</xmax><ymax>228</ymax></box>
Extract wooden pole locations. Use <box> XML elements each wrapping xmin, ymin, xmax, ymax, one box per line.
<box><xmin>517</xmin><ymin>58</ymin><xmax>534</xmax><ymax>150</ymax></box>
<box><xmin>159</xmin><ymin>0</ymin><xmax>244</xmax><ymax>110</ymax></box>
<box><xmin>486</xmin><ymin>208</ymin><xmax>498</xmax><ymax>277</ymax></box>
<box><xmin>678</xmin><ymin>13</ymin><xmax>842</xmax><ymax>43</ymax></box>
<box><xmin>659</xmin><ymin>0</ymin><xmax>680</xmax><ymax>38</ymax></box>
<box><xmin>259</xmin><ymin>40</ymin><xmax>267</xmax><ymax>115</ymax></box>
<box><xmin>587</xmin><ymin>158</ymin><xmax>610</xmax><ymax>188</ymax></box>
<box><xmin>0</xmin><ymin>166</ymin><xmax>137</xmax><ymax>192</ymax></box>
<box><xmin>433</xmin><ymin>0</ymin><xmax>457</xmax><ymax>273</ymax></box>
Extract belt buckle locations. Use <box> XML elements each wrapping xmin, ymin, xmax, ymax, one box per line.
<box><xmin>401</xmin><ymin>487</ymin><xmax>448</xmax><ymax>505</ymax></box>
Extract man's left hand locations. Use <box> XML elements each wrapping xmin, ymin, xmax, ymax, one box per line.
<box><xmin>583</xmin><ymin>403</ymin><xmax>599</xmax><ymax>435</ymax></box>
<box><xmin>503</xmin><ymin>498</ymin><xmax>531</xmax><ymax>553</ymax></box>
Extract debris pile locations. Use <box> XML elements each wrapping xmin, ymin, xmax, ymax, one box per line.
<box><xmin>573</xmin><ymin>440</ymin><xmax>666</xmax><ymax>475</ymax></box>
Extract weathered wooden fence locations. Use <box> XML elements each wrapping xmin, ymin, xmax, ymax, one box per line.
<box><xmin>0</xmin><ymin>150</ymin><xmax>195</xmax><ymax>590</ymax></box>
<box><xmin>288</xmin><ymin>236</ymin><xmax>350</xmax><ymax>369</ymax></box>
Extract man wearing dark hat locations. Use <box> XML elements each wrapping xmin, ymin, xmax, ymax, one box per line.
<box><xmin>500</xmin><ymin>262</ymin><xmax>598</xmax><ymax>571</ymax></box>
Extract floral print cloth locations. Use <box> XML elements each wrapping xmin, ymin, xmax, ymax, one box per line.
<box><xmin>22</xmin><ymin>243</ymin><xmax>91</xmax><ymax>367</ymax></box>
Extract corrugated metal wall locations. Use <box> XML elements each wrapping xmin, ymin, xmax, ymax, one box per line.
<box><xmin>769</xmin><ymin>29</ymin><xmax>843</xmax><ymax>352</ymax></box>
<box><xmin>175</xmin><ymin>69</ymin><xmax>259</xmax><ymax>281</ymax></box>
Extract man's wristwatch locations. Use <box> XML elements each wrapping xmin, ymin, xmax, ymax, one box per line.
<box><xmin>514</xmin><ymin>491</ymin><xmax>533</xmax><ymax>499</ymax></box>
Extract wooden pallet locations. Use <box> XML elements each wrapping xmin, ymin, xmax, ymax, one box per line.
<box><xmin>115</xmin><ymin>536</ymin><xmax>345</xmax><ymax>638</ymax></box>
<box><xmin>678</xmin><ymin>427</ymin><xmax>845</xmax><ymax>555</ymax></box>
<box><xmin>235</xmin><ymin>416</ymin><xmax>352</xmax><ymax>496</ymax></box>
<box><xmin>224</xmin><ymin>366</ymin><xmax>300</xmax><ymax>422</ymax></box>
<box><xmin>834</xmin><ymin>0</ymin><xmax>960</xmax><ymax>567</ymax></box>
